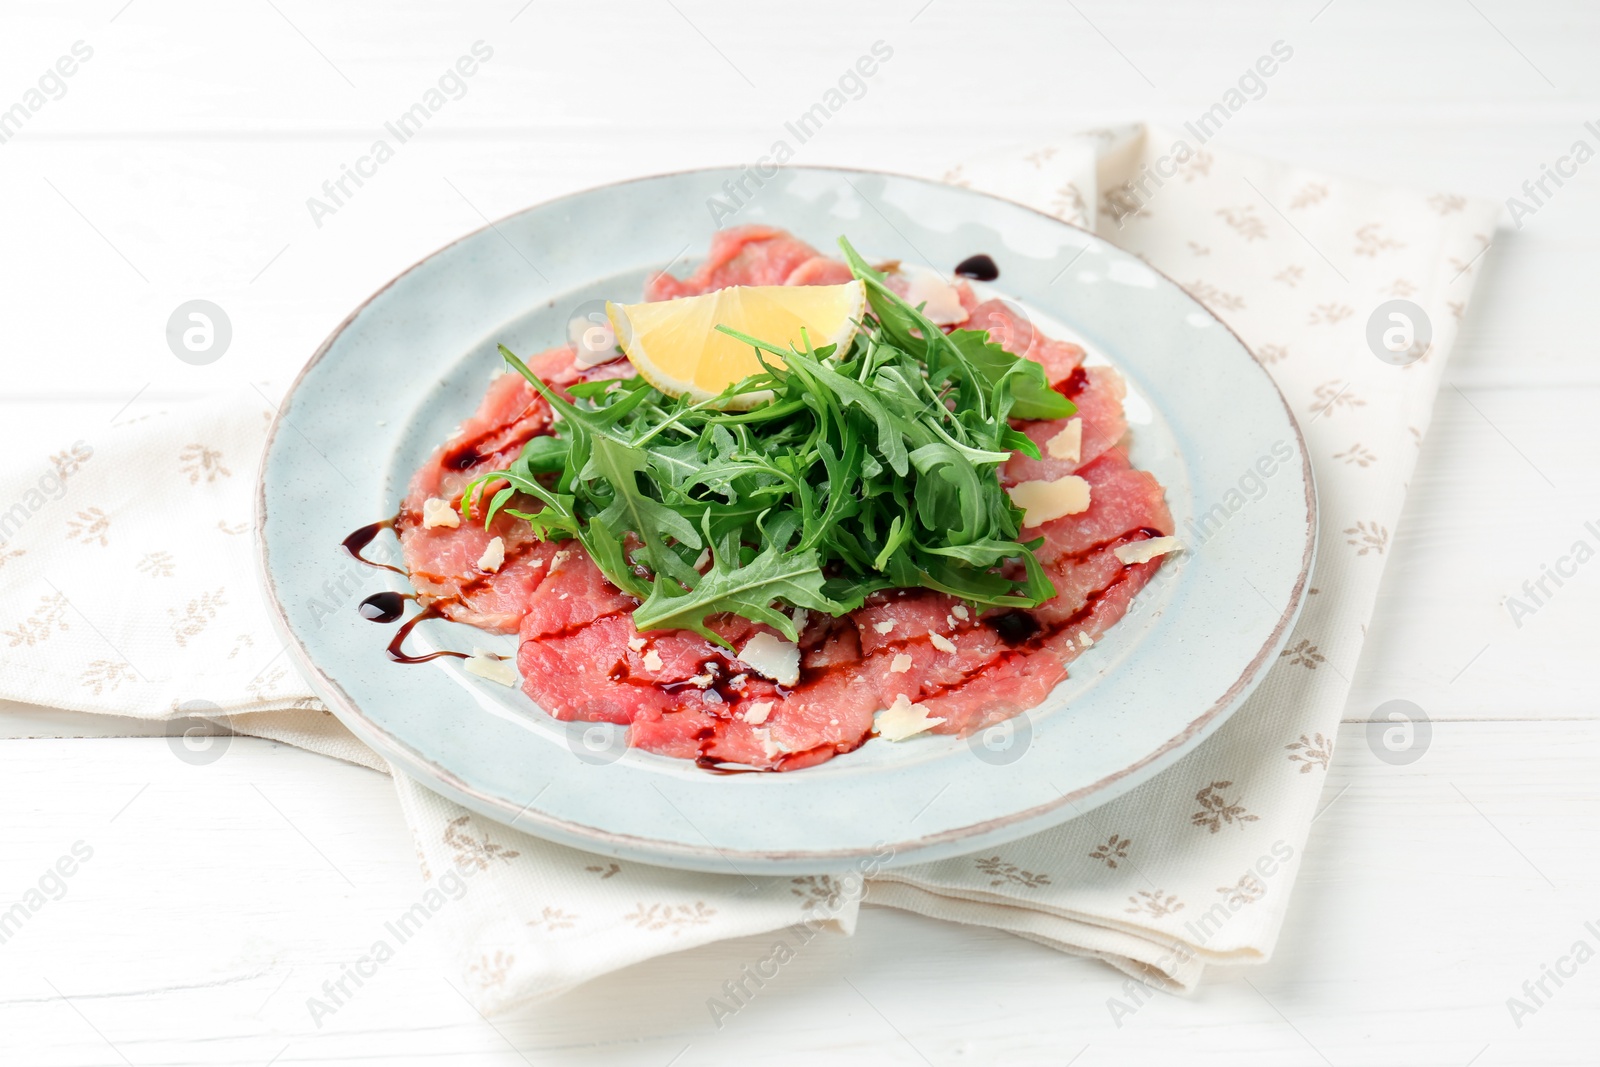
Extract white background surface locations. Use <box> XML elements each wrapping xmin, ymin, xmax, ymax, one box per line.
<box><xmin>2</xmin><ymin>1</ymin><xmax>1598</xmax><ymax>1064</ymax></box>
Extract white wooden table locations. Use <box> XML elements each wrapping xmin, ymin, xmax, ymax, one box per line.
<box><xmin>4</xmin><ymin>2</ymin><xmax>1597</xmax><ymax>1063</ymax></box>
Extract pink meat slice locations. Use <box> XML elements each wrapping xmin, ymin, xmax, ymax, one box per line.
<box><xmin>919</xmin><ymin>650</ymin><xmax>1070</xmax><ymax>736</ymax></box>
<box><xmin>853</xmin><ymin>590</ymin><xmax>962</xmax><ymax>657</ymax></box>
<box><xmin>516</xmin><ymin>548</ymin><xmax>876</xmax><ymax>770</ymax></box>
<box><xmin>1028</xmin><ymin>452</ymin><xmax>1173</xmax><ymax>567</ymax></box>
<box><xmin>644</xmin><ymin>226</ymin><xmax>982</xmax><ymax>342</ymax></box>
<box><xmin>916</xmin><ymin>452</ymin><xmax>1172</xmax><ymax>734</ymax></box>
<box><xmin>402</xmin><ymin>522</ymin><xmax>562</xmax><ymax>634</ymax></box>
<box><xmin>518</xmin><ymin>614</ymin><xmax>676</xmax><ymax>726</ymax></box>
<box><xmin>504</xmin><ymin>430</ymin><xmax>1172</xmax><ymax>768</ymax></box>
<box><xmin>783</xmin><ymin>256</ymin><xmax>856</xmax><ymax>286</ymax></box>
<box><xmin>518</xmin><ymin>545</ymin><xmax>637</xmax><ymax>638</ymax></box>
<box><xmin>642</xmin><ymin>227</ymin><xmax>959</xmax><ymax>300</ymax></box>
<box><xmin>645</xmin><ymin>225</ymin><xmax>838</xmax><ymax>300</ymax></box>
<box><xmin>965</xmin><ymin>299</ymin><xmax>1085</xmax><ymax>384</ymax></box>
<box><xmin>842</xmin><ymin>585</ymin><xmax>1081</xmax><ymax>737</ymax></box>
<box><xmin>1002</xmin><ymin>365</ymin><xmax>1129</xmax><ymax>486</ymax></box>
<box><xmin>881</xmin><ymin>274</ymin><xmax>979</xmax><ymax>322</ymax></box>
<box><xmin>1038</xmin><ymin>563</ymin><xmax>1162</xmax><ymax>662</ymax></box>
<box><xmin>397</xmin><ymin>346</ymin><xmax>622</xmax><ymax>631</ymax></box>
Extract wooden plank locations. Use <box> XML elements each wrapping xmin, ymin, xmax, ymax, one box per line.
<box><xmin>1</xmin><ymin>720</ymin><xmax>1595</xmax><ymax>1064</ymax></box>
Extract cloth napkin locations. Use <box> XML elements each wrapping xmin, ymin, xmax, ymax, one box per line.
<box><xmin>0</xmin><ymin>125</ymin><xmax>1498</xmax><ymax>1012</ymax></box>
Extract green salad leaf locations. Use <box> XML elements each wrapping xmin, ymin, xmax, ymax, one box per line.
<box><xmin>465</xmin><ymin>236</ymin><xmax>1076</xmax><ymax>646</ymax></box>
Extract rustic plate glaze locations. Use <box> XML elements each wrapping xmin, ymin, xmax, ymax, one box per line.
<box><xmin>257</xmin><ymin>167</ymin><xmax>1315</xmax><ymax>874</ymax></box>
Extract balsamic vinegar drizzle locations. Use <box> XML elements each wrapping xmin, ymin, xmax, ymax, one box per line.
<box><xmin>358</xmin><ymin>591</ymin><xmax>411</xmax><ymax>623</ymax></box>
<box><xmin>1053</xmin><ymin>365</ymin><xmax>1089</xmax><ymax>399</ymax></box>
<box><xmin>985</xmin><ymin>610</ymin><xmax>1041</xmax><ymax>646</ymax></box>
<box><xmin>342</xmin><ymin>511</ymin><xmax>1160</xmax><ymax>675</ymax></box>
<box><xmin>385</xmin><ymin>602</ymin><xmax>468</xmax><ymax>664</ymax></box>
<box><xmin>954</xmin><ymin>253</ymin><xmax>999</xmax><ymax>282</ymax></box>
<box><xmin>342</xmin><ymin>517</ymin><xmax>405</xmax><ymax>575</ymax></box>
<box><xmin>344</xmin><ymin>516</ymin><xmax>473</xmax><ymax>662</ymax></box>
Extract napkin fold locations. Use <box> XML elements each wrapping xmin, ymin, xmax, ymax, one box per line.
<box><xmin>0</xmin><ymin>125</ymin><xmax>1499</xmax><ymax>1012</ymax></box>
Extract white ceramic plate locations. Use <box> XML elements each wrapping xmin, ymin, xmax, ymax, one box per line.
<box><xmin>257</xmin><ymin>167</ymin><xmax>1314</xmax><ymax>874</ymax></box>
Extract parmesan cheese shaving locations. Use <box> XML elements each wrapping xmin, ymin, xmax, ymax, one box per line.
<box><xmin>738</xmin><ymin>633</ymin><xmax>800</xmax><ymax>688</ymax></box>
<box><xmin>903</xmin><ymin>271</ymin><xmax>971</xmax><ymax>326</ymax></box>
<box><xmin>1114</xmin><ymin>536</ymin><xmax>1184</xmax><ymax>566</ymax></box>
<box><xmin>477</xmin><ymin>536</ymin><xmax>505</xmax><ymax>573</ymax></box>
<box><xmin>421</xmin><ymin>497</ymin><xmax>460</xmax><ymax>529</ymax></box>
<box><xmin>754</xmin><ymin>727</ymin><xmax>784</xmax><ymax>760</ymax></box>
<box><xmin>463</xmin><ymin>648</ymin><xmax>517</xmax><ymax>687</ymax></box>
<box><xmin>1046</xmin><ymin>418</ymin><xmax>1083</xmax><ymax>463</ymax></box>
<box><xmin>1007</xmin><ymin>474</ymin><xmax>1092</xmax><ymax>526</ymax></box>
<box><xmin>875</xmin><ymin>693</ymin><xmax>945</xmax><ymax>741</ymax></box>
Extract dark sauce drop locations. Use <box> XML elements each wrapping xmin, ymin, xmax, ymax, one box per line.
<box><xmin>694</xmin><ymin>756</ymin><xmax>762</xmax><ymax>775</ymax></box>
<box><xmin>342</xmin><ymin>517</ymin><xmax>405</xmax><ymax>575</ymax></box>
<box><xmin>386</xmin><ymin>602</ymin><xmax>468</xmax><ymax>664</ymax></box>
<box><xmin>441</xmin><ymin>442</ymin><xmax>483</xmax><ymax>471</ymax></box>
<box><xmin>985</xmin><ymin>610</ymin><xmax>1042</xmax><ymax>647</ymax></box>
<box><xmin>658</xmin><ymin>661</ymin><xmax>755</xmax><ymax>706</ymax></box>
<box><xmin>1052</xmin><ymin>365</ymin><xmax>1089</xmax><ymax>399</ymax></box>
<box><xmin>358</xmin><ymin>591</ymin><xmax>410</xmax><ymax>623</ymax></box>
<box><xmin>954</xmin><ymin>254</ymin><xmax>999</xmax><ymax>282</ymax></box>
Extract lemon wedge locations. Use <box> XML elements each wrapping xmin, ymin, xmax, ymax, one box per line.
<box><xmin>607</xmin><ymin>281</ymin><xmax>867</xmax><ymax>408</ymax></box>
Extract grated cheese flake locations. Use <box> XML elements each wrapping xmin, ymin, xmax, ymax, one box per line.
<box><xmin>738</xmin><ymin>633</ymin><xmax>800</xmax><ymax>687</ymax></box>
<box><xmin>1007</xmin><ymin>475</ymin><xmax>1092</xmax><ymax>526</ymax></box>
<box><xmin>875</xmin><ymin>693</ymin><xmax>945</xmax><ymax>741</ymax></box>
<box><xmin>1046</xmin><ymin>418</ymin><xmax>1083</xmax><ymax>463</ymax></box>
<box><xmin>463</xmin><ymin>648</ymin><xmax>517</xmax><ymax>687</ymax></box>
<box><xmin>421</xmin><ymin>497</ymin><xmax>460</xmax><ymax>529</ymax></box>
<box><xmin>1114</xmin><ymin>536</ymin><xmax>1184</xmax><ymax>566</ymax></box>
<box><xmin>477</xmin><ymin>536</ymin><xmax>505</xmax><ymax>573</ymax></box>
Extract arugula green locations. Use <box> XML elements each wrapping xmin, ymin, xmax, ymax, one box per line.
<box><xmin>464</xmin><ymin>236</ymin><xmax>1075</xmax><ymax>648</ymax></box>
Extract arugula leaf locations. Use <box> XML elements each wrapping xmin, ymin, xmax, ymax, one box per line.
<box><xmin>632</xmin><ymin>539</ymin><xmax>855</xmax><ymax>646</ymax></box>
<box><xmin>946</xmin><ymin>329</ymin><xmax>1077</xmax><ymax>422</ymax></box>
<box><xmin>465</xmin><ymin>234</ymin><xmax>1067</xmax><ymax>637</ymax></box>
<box><xmin>586</xmin><ymin>435</ymin><xmax>702</xmax><ymax>588</ymax></box>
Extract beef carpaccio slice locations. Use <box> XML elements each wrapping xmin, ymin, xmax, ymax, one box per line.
<box><xmin>395</xmin><ymin>347</ymin><xmax>637</xmax><ymax>631</ymax></box>
<box><xmin>396</xmin><ymin>229</ymin><xmax>1174</xmax><ymax>770</ymax></box>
